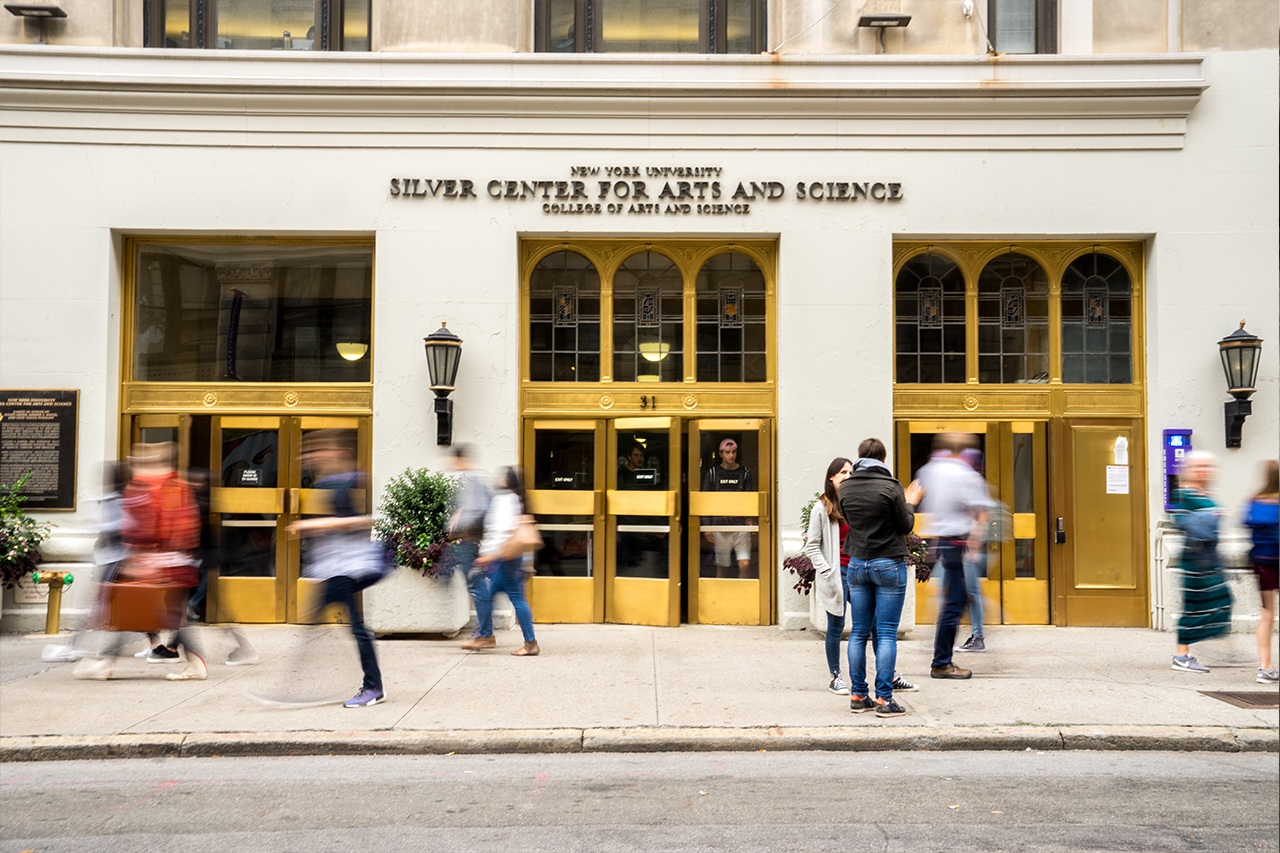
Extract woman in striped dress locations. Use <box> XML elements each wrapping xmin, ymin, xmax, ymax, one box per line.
<box><xmin>1170</xmin><ymin>450</ymin><xmax>1233</xmax><ymax>674</ymax></box>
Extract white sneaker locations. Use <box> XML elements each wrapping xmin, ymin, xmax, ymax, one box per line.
<box><xmin>42</xmin><ymin>644</ymin><xmax>79</xmax><ymax>662</ymax></box>
<box><xmin>1257</xmin><ymin>667</ymin><xmax>1279</xmax><ymax>684</ymax></box>
<box><xmin>73</xmin><ymin>657</ymin><xmax>114</xmax><ymax>680</ymax></box>
<box><xmin>1172</xmin><ymin>654</ymin><xmax>1210</xmax><ymax>673</ymax></box>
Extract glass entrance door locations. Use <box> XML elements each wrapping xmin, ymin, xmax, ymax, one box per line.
<box><xmin>607</xmin><ymin>418</ymin><xmax>681</xmax><ymax>626</ymax></box>
<box><xmin>525</xmin><ymin>416</ymin><xmax>774</xmax><ymax>626</ymax></box>
<box><xmin>898</xmin><ymin>420</ymin><xmax>1050</xmax><ymax>626</ymax></box>
<box><xmin>688</xmin><ymin>419</ymin><xmax>772</xmax><ymax>625</ymax></box>
<box><xmin>125</xmin><ymin>413</ymin><xmax>369</xmax><ymax>623</ymax></box>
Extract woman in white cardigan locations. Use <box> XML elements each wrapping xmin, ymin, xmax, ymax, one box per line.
<box><xmin>804</xmin><ymin>457</ymin><xmax>852</xmax><ymax>694</ymax></box>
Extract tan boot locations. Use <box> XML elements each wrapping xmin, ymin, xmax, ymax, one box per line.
<box><xmin>167</xmin><ymin>652</ymin><xmax>208</xmax><ymax>681</ymax></box>
<box><xmin>460</xmin><ymin>635</ymin><xmax>496</xmax><ymax>651</ymax></box>
<box><xmin>512</xmin><ymin>640</ymin><xmax>540</xmax><ymax>657</ymax></box>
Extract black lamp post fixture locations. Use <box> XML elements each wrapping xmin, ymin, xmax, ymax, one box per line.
<box><xmin>1218</xmin><ymin>320</ymin><xmax>1263</xmax><ymax>448</ymax></box>
<box><xmin>4</xmin><ymin>4</ymin><xmax>66</xmax><ymax>44</ymax></box>
<box><xmin>424</xmin><ymin>320</ymin><xmax>463</xmax><ymax>446</ymax></box>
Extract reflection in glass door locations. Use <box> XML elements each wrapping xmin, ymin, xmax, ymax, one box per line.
<box><xmin>687</xmin><ymin>418</ymin><xmax>771</xmax><ymax>625</ymax></box>
<box><xmin>525</xmin><ymin>420</ymin><xmax>605</xmax><ymax>623</ymax></box>
<box><xmin>898</xmin><ymin>420</ymin><xmax>1049</xmax><ymax>626</ymax></box>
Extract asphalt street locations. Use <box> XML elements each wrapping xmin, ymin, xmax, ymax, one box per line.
<box><xmin>2</xmin><ymin>751</ymin><xmax>1277</xmax><ymax>852</ymax></box>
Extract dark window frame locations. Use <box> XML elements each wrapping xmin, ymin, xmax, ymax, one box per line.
<box><xmin>988</xmin><ymin>0</ymin><xmax>1058</xmax><ymax>55</ymax></box>
<box><xmin>143</xmin><ymin>0</ymin><xmax>368</xmax><ymax>50</ymax></box>
<box><xmin>535</xmin><ymin>0</ymin><xmax>767</xmax><ymax>54</ymax></box>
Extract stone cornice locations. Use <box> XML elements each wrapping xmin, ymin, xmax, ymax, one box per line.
<box><xmin>0</xmin><ymin>48</ymin><xmax>1208</xmax><ymax>150</ymax></box>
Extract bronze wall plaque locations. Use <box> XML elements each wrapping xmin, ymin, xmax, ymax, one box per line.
<box><xmin>0</xmin><ymin>389</ymin><xmax>79</xmax><ymax>510</ymax></box>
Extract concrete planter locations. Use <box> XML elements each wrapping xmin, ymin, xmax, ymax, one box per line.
<box><xmin>364</xmin><ymin>566</ymin><xmax>470</xmax><ymax>638</ymax></box>
<box><xmin>806</xmin><ymin>570</ymin><xmax>918</xmax><ymax>638</ymax></box>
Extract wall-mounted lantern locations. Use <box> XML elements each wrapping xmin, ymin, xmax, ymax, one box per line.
<box><xmin>1218</xmin><ymin>320</ymin><xmax>1263</xmax><ymax>448</ymax></box>
<box><xmin>857</xmin><ymin>13</ymin><xmax>910</xmax><ymax>54</ymax></box>
<box><xmin>423</xmin><ymin>321</ymin><xmax>463</xmax><ymax>446</ymax></box>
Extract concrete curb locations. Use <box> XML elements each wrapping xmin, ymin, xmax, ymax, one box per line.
<box><xmin>2</xmin><ymin>725</ymin><xmax>1276</xmax><ymax>762</ymax></box>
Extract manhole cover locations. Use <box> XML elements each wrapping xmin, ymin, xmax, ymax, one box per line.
<box><xmin>1200</xmin><ymin>691</ymin><xmax>1280</xmax><ymax>709</ymax></box>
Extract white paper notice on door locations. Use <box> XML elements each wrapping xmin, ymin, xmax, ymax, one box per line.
<box><xmin>1106</xmin><ymin>465</ymin><xmax>1129</xmax><ymax>495</ymax></box>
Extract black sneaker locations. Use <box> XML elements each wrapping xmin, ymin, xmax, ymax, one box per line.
<box><xmin>850</xmin><ymin>695</ymin><xmax>876</xmax><ymax>714</ymax></box>
<box><xmin>891</xmin><ymin>675</ymin><xmax>919</xmax><ymax>692</ymax></box>
<box><xmin>146</xmin><ymin>646</ymin><xmax>181</xmax><ymax>664</ymax></box>
<box><xmin>875</xmin><ymin>698</ymin><xmax>907</xmax><ymax>717</ymax></box>
<box><xmin>958</xmin><ymin>635</ymin><xmax>986</xmax><ymax>653</ymax></box>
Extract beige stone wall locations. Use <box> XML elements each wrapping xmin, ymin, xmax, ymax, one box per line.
<box><xmin>1183</xmin><ymin>0</ymin><xmax>1279</xmax><ymax>51</ymax></box>
<box><xmin>0</xmin><ymin>0</ymin><xmax>113</xmax><ymax>47</ymax></box>
<box><xmin>2</xmin><ymin>0</ymin><xmax>1276</xmax><ymax>54</ymax></box>
<box><xmin>771</xmin><ymin>0</ymin><xmax>984</xmax><ymax>55</ymax></box>
<box><xmin>377</xmin><ymin>0</ymin><xmax>529</xmax><ymax>52</ymax></box>
<box><xmin>1094</xmin><ymin>0</ymin><xmax>1167</xmax><ymax>54</ymax></box>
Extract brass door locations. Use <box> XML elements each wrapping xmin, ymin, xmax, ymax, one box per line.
<box><xmin>1053</xmin><ymin>420</ymin><xmax>1148</xmax><ymax>626</ymax></box>
<box><xmin>606</xmin><ymin>417</ymin><xmax>682</xmax><ymax>626</ymax></box>
<box><xmin>899</xmin><ymin>420</ymin><xmax>1050</xmax><ymax>626</ymax></box>
<box><xmin>687</xmin><ymin>418</ymin><xmax>772</xmax><ymax>625</ymax></box>
<box><xmin>524</xmin><ymin>419</ymin><xmax>606</xmax><ymax>623</ymax></box>
<box><xmin>208</xmin><ymin>415</ymin><xmax>369</xmax><ymax>624</ymax></box>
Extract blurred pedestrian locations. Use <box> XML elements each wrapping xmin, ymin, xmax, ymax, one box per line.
<box><xmin>1241</xmin><ymin>459</ymin><xmax>1277</xmax><ymax>684</ymax></box>
<box><xmin>804</xmin><ymin>456</ymin><xmax>852</xmax><ymax>694</ymax></box>
<box><xmin>448</xmin><ymin>444</ymin><xmax>493</xmax><ymax>636</ymax></box>
<box><xmin>917</xmin><ymin>433</ymin><xmax>991</xmax><ymax>681</ymax></box>
<box><xmin>837</xmin><ymin>438</ymin><xmax>925</xmax><ymax>717</ymax></box>
<box><xmin>75</xmin><ymin>442</ymin><xmax>207</xmax><ymax>681</ymax></box>
<box><xmin>43</xmin><ymin>460</ymin><xmax>129</xmax><ymax>663</ymax></box>
<box><xmin>955</xmin><ymin>447</ymin><xmax>992</xmax><ymax>654</ymax></box>
<box><xmin>288</xmin><ymin>430</ymin><xmax>388</xmax><ymax>707</ymax></box>
<box><xmin>461</xmin><ymin>466</ymin><xmax>540</xmax><ymax>656</ymax></box>
<box><xmin>1170</xmin><ymin>450</ymin><xmax>1232</xmax><ymax>674</ymax></box>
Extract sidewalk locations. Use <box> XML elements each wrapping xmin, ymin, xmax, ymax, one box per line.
<box><xmin>1</xmin><ymin>624</ymin><xmax>1276</xmax><ymax>761</ymax></box>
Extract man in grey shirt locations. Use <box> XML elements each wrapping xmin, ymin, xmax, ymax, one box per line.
<box><xmin>448</xmin><ymin>445</ymin><xmax>493</xmax><ymax>623</ymax></box>
<box><xmin>917</xmin><ymin>433</ymin><xmax>991</xmax><ymax>680</ymax></box>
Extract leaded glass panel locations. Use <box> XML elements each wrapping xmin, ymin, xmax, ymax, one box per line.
<box><xmin>530</xmin><ymin>251</ymin><xmax>601</xmax><ymax>382</ymax></box>
<box><xmin>895</xmin><ymin>253</ymin><xmax>966</xmax><ymax>383</ymax></box>
<box><xmin>977</xmin><ymin>253</ymin><xmax>1049</xmax><ymax>384</ymax></box>
<box><xmin>695</xmin><ymin>252</ymin><xmax>767</xmax><ymax>382</ymax></box>
<box><xmin>1061</xmin><ymin>252</ymin><xmax>1132</xmax><ymax>384</ymax></box>
<box><xmin>613</xmin><ymin>252</ymin><xmax>684</xmax><ymax>382</ymax></box>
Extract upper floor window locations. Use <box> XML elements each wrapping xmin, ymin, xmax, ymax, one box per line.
<box><xmin>536</xmin><ymin>0</ymin><xmax>766</xmax><ymax>53</ymax></box>
<box><xmin>894</xmin><ymin>242</ymin><xmax>1139</xmax><ymax>387</ymax></box>
<box><xmin>144</xmin><ymin>0</ymin><xmax>370</xmax><ymax>50</ymax></box>
<box><xmin>989</xmin><ymin>0</ymin><xmax>1057</xmax><ymax>54</ymax></box>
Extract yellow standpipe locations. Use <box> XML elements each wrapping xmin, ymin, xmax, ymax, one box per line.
<box><xmin>30</xmin><ymin>570</ymin><xmax>74</xmax><ymax>635</ymax></box>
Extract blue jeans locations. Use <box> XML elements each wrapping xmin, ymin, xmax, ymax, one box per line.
<box><xmin>846</xmin><ymin>558</ymin><xmax>908</xmax><ymax>700</ymax></box>
<box><xmin>824</xmin><ymin>574</ymin><xmax>851</xmax><ymax>676</ymax></box>
<box><xmin>319</xmin><ymin>574</ymin><xmax>382</xmax><ymax>692</ymax></box>
<box><xmin>963</xmin><ymin>552</ymin><xmax>985</xmax><ymax>639</ymax></box>
<box><xmin>475</xmin><ymin>557</ymin><xmax>537</xmax><ymax>643</ymax></box>
<box><xmin>932</xmin><ymin>541</ymin><xmax>969</xmax><ymax>668</ymax></box>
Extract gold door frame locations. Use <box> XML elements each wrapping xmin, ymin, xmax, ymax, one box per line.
<box><xmin>687</xmin><ymin>417</ymin><xmax>772</xmax><ymax>625</ymax></box>
<box><xmin>899</xmin><ymin>419</ymin><xmax>1050</xmax><ymax>626</ymax></box>
<box><xmin>525</xmin><ymin>418</ymin><xmax>607</xmax><ymax>623</ymax></box>
<box><xmin>606</xmin><ymin>417</ymin><xmax>682</xmax><ymax>626</ymax></box>
<box><xmin>893</xmin><ymin>240</ymin><xmax>1148</xmax><ymax>628</ymax></box>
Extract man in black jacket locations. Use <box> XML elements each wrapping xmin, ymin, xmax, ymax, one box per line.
<box><xmin>837</xmin><ymin>437</ymin><xmax>924</xmax><ymax>717</ymax></box>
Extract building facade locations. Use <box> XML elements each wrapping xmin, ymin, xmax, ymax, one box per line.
<box><xmin>1</xmin><ymin>0</ymin><xmax>1276</xmax><ymax>633</ymax></box>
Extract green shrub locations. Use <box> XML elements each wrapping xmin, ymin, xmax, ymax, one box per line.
<box><xmin>374</xmin><ymin>468</ymin><xmax>459</xmax><ymax>578</ymax></box>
